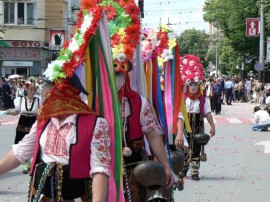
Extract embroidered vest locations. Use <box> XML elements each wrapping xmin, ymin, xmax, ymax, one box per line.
<box><xmin>30</xmin><ymin>114</ymin><xmax>97</xmax><ymax>179</ymax></box>
<box><xmin>127</xmin><ymin>93</ymin><xmax>144</xmax><ymax>140</ymax></box>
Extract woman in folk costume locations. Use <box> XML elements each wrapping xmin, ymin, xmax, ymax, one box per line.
<box><xmin>4</xmin><ymin>82</ymin><xmax>40</xmax><ymax>174</ymax></box>
<box><xmin>0</xmin><ymin>5</ymin><xmax>114</xmax><ymax>202</ymax></box>
<box><xmin>178</xmin><ymin>54</ymin><xmax>215</xmax><ymax>181</ymax></box>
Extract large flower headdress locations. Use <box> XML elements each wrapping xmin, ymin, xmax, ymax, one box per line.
<box><xmin>180</xmin><ymin>54</ymin><xmax>205</xmax><ymax>85</ymax></box>
<box><xmin>43</xmin><ymin>5</ymin><xmax>103</xmax><ymax>85</ymax></box>
<box><xmin>100</xmin><ymin>0</ymin><xmax>141</xmax><ymax>72</ymax></box>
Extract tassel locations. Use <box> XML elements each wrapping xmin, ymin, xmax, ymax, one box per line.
<box><xmin>200</xmin><ymin>146</ymin><xmax>207</xmax><ymax>162</ymax></box>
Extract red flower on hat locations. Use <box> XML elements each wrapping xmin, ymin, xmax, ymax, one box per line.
<box><xmin>81</xmin><ymin>0</ymin><xmax>97</xmax><ymax>10</ymax></box>
<box><xmin>124</xmin><ymin>45</ymin><xmax>134</xmax><ymax>60</ymax></box>
<box><xmin>104</xmin><ymin>5</ymin><xmax>117</xmax><ymax>20</ymax></box>
<box><xmin>125</xmin><ymin>2</ymin><xmax>140</xmax><ymax>15</ymax></box>
<box><xmin>111</xmin><ymin>33</ymin><xmax>121</xmax><ymax>46</ymax></box>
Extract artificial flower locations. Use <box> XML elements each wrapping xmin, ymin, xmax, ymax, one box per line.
<box><xmin>111</xmin><ymin>33</ymin><xmax>121</xmax><ymax>46</ymax></box>
<box><xmin>125</xmin><ymin>2</ymin><xmax>140</xmax><ymax>16</ymax></box>
<box><xmin>112</xmin><ymin>44</ymin><xmax>123</xmax><ymax>59</ymax></box>
<box><xmin>160</xmin><ymin>24</ymin><xmax>171</xmax><ymax>33</ymax></box>
<box><xmin>168</xmin><ymin>38</ymin><xmax>176</xmax><ymax>50</ymax></box>
<box><xmin>124</xmin><ymin>45</ymin><xmax>134</xmax><ymax>60</ymax></box>
<box><xmin>116</xmin><ymin>53</ymin><xmax>127</xmax><ymax>63</ymax></box>
<box><xmin>157</xmin><ymin>57</ymin><xmax>164</xmax><ymax>67</ymax></box>
<box><xmin>81</xmin><ymin>0</ymin><xmax>97</xmax><ymax>10</ymax></box>
<box><xmin>119</xmin><ymin>0</ymin><xmax>132</xmax><ymax>8</ymax></box>
<box><xmin>104</xmin><ymin>5</ymin><xmax>117</xmax><ymax>20</ymax></box>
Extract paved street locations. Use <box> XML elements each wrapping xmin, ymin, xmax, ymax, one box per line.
<box><xmin>0</xmin><ymin>102</ymin><xmax>269</xmax><ymax>201</ymax></box>
<box><xmin>175</xmin><ymin>102</ymin><xmax>270</xmax><ymax>202</ymax></box>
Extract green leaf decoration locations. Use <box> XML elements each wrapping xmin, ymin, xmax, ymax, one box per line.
<box><xmin>58</xmin><ymin>55</ymin><xmax>69</xmax><ymax>61</ymax></box>
<box><xmin>108</xmin><ymin>22</ymin><xmax>117</xmax><ymax>36</ymax></box>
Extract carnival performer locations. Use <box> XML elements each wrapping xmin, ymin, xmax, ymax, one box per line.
<box><xmin>4</xmin><ymin>83</ymin><xmax>40</xmax><ymax>174</ymax></box>
<box><xmin>0</xmin><ymin>75</ymin><xmax>110</xmax><ymax>201</ymax></box>
<box><xmin>178</xmin><ymin>54</ymin><xmax>215</xmax><ymax>181</ymax></box>
<box><xmin>115</xmin><ymin>68</ymin><xmax>174</xmax><ymax>201</ymax></box>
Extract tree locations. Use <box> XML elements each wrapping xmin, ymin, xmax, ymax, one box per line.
<box><xmin>176</xmin><ymin>29</ymin><xmax>209</xmax><ymax>67</ymax></box>
<box><xmin>203</xmin><ymin>0</ymin><xmax>268</xmax><ymax>75</ymax></box>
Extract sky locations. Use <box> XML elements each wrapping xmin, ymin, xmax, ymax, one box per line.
<box><xmin>141</xmin><ymin>0</ymin><xmax>209</xmax><ymax>35</ymax></box>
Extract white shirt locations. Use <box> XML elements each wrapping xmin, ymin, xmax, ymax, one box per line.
<box><xmin>185</xmin><ymin>97</ymin><xmax>212</xmax><ymax>115</ymax></box>
<box><xmin>254</xmin><ymin>110</ymin><xmax>270</xmax><ymax>125</ymax></box>
<box><xmin>245</xmin><ymin>80</ymin><xmax>252</xmax><ymax>90</ymax></box>
<box><xmin>265</xmin><ymin>96</ymin><xmax>270</xmax><ymax>105</ymax></box>
<box><xmin>14</xmin><ymin>96</ymin><xmax>40</xmax><ymax>114</ymax></box>
<box><xmin>12</xmin><ymin>114</ymin><xmax>111</xmax><ymax>177</ymax></box>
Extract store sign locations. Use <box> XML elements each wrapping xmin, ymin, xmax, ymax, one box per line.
<box><xmin>3</xmin><ymin>61</ymin><xmax>33</xmax><ymax>67</ymax></box>
<box><xmin>0</xmin><ymin>40</ymin><xmax>43</xmax><ymax>48</ymax></box>
<box><xmin>49</xmin><ymin>29</ymin><xmax>66</xmax><ymax>54</ymax></box>
<box><xmin>0</xmin><ymin>48</ymin><xmax>41</xmax><ymax>61</ymax></box>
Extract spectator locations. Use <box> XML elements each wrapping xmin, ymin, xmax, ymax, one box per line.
<box><xmin>1</xmin><ymin>78</ymin><xmax>12</xmax><ymax>110</ymax></box>
<box><xmin>212</xmin><ymin>78</ymin><xmax>223</xmax><ymax>114</ymax></box>
<box><xmin>224</xmin><ymin>77</ymin><xmax>234</xmax><ymax>105</ymax></box>
<box><xmin>245</xmin><ymin>78</ymin><xmax>252</xmax><ymax>101</ymax></box>
<box><xmin>252</xmin><ymin>106</ymin><xmax>270</xmax><ymax>131</ymax></box>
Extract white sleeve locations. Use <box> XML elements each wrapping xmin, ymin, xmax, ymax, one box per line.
<box><xmin>12</xmin><ymin>121</ymin><xmax>37</xmax><ymax>164</ymax></box>
<box><xmin>14</xmin><ymin>97</ymin><xmax>22</xmax><ymax>111</ymax></box>
<box><xmin>90</xmin><ymin>117</ymin><xmax>110</xmax><ymax>177</ymax></box>
<box><xmin>178</xmin><ymin>112</ymin><xmax>184</xmax><ymax>121</ymax></box>
<box><xmin>204</xmin><ymin>98</ymin><xmax>212</xmax><ymax>115</ymax></box>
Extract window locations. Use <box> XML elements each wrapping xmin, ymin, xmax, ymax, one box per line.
<box><xmin>4</xmin><ymin>1</ymin><xmax>35</xmax><ymax>25</ymax></box>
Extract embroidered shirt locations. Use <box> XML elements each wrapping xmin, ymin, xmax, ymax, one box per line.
<box><xmin>12</xmin><ymin>114</ymin><xmax>110</xmax><ymax>177</ymax></box>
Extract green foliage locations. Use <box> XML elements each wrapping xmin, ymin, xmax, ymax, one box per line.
<box><xmin>203</xmin><ymin>0</ymin><xmax>269</xmax><ymax>75</ymax></box>
<box><xmin>176</xmin><ymin>29</ymin><xmax>209</xmax><ymax>67</ymax></box>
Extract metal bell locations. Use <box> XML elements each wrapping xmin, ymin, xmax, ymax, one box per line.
<box><xmin>134</xmin><ymin>161</ymin><xmax>166</xmax><ymax>190</ymax></box>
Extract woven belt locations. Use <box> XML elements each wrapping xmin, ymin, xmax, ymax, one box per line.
<box><xmin>21</xmin><ymin>113</ymin><xmax>37</xmax><ymax>117</ymax></box>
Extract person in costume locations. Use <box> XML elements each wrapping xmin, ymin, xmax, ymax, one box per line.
<box><xmin>114</xmin><ymin>62</ymin><xmax>174</xmax><ymax>201</ymax></box>
<box><xmin>178</xmin><ymin>54</ymin><xmax>215</xmax><ymax>181</ymax></box>
<box><xmin>3</xmin><ymin>83</ymin><xmax>40</xmax><ymax>174</ymax></box>
<box><xmin>0</xmin><ymin>74</ymin><xmax>110</xmax><ymax>201</ymax></box>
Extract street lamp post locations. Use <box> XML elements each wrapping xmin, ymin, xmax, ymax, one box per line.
<box><xmin>215</xmin><ymin>23</ymin><xmax>219</xmax><ymax>77</ymax></box>
<box><xmin>259</xmin><ymin>0</ymin><xmax>265</xmax><ymax>82</ymax></box>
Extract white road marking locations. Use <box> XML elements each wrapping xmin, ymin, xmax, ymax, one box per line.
<box><xmin>255</xmin><ymin>141</ymin><xmax>270</xmax><ymax>154</ymax></box>
<box><xmin>226</xmin><ymin>118</ymin><xmax>242</xmax><ymax>123</ymax></box>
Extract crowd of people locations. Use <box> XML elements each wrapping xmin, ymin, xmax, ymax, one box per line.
<box><xmin>0</xmin><ymin>76</ymin><xmax>42</xmax><ymax>111</ymax></box>
<box><xmin>203</xmin><ymin>75</ymin><xmax>270</xmax><ymax>115</ymax></box>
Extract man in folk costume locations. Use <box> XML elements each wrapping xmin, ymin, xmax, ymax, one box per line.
<box><xmin>178</xmin><ymin>54</ymin><xmax>215</xmax><ymax>181</ymax></box>
<box><xmin>114</xmin><ymin>60</ymin><xmax>174</xmax><ymax>201</ymax></box>
<box><xmin>0</xmin><ymin>74</ymin><xmax>111</xmax><ymax>201</ymax></box>
<box><xmin>0</xmin><ymin>4</ymin><xmax>113</xmax><ymax>200</ymax></box>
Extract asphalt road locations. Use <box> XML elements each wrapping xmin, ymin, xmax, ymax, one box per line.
<box><xmin>0</xmin><ymin>102</ymin><xmax>269</xmax><ymax>202</ymax></box>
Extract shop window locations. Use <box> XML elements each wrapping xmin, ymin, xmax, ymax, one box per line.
<box><xmin>4</xmin><ymin>1</ymin><xmax>35</xmax><ymax>25</ymax></box>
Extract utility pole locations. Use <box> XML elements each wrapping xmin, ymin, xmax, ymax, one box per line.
<box><xmin>215</xmin><ymin>23</ymin><xmax>219</xmax><ymax>77</ymax></box>
<box><xmin>259</xmin><ymin>0</ymin><xmax>265</xmax><ymax>82</ymax></box>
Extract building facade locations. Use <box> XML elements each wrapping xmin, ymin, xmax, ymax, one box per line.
<box><xmin>0</xmin><ymin>0</ymin><xmax>81</xmax><ymax>78</ymax></box>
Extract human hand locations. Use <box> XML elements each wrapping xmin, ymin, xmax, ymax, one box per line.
<box><xmin>164</xmin><ymin>167</ymin><xmax>174</xmax><ymax>188</ymax></box>
<box><xmin>210</xmin><ymin>127</ymin><xmax>215</xmax><ymax>137</ymax></box>
<box><xmin>174</xmin><ymin>133</ymin><xmax>184</xmax><ymax>149</ymax></box>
